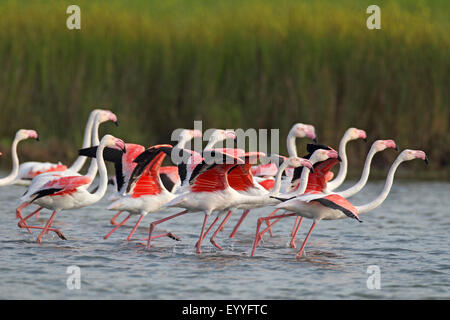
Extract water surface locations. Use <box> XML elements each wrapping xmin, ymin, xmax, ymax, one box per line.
<box><xmin>0</xmin><ymin>179</ymin><xmax>449</xmax><ymax>299</ymax></box>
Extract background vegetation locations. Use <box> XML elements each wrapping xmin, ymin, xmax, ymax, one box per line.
<box><xmin>0</xmin><ymin>0</ymin><xmax>448</xmax><ymax>179</ymax></box>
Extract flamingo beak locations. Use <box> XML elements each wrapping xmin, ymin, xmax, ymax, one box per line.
<box><xmin>115</xmin><ymin>120</ymin><xmax>119</xmax><ymax>127</ymax></box>
<box><xmin>395</xmin><ymin>145</ymin><xmax>399</xmax><ymax>152</ymax></box>
<box><xmin>424</xmin><ymin>156</ymin><xmax>429</xmax><ymax>165</ymax></box>
<box><xmin>313</xmin><ymin>137</ymin><xmax>318</xmax><ymax>144</ymax></box>
<box><xmin>337</xmin><ymin>155</ymin><xmax>342</xmax><ymax>162</ymax></box>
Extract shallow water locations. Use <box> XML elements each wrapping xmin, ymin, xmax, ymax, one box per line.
<box><xmin>0</xmin><ymin>179</ymin><xmax>449</xmax><ymax>299</ymax></box>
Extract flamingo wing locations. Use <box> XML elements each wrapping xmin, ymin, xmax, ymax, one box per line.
<box><xmin>30</xmin><ymin>175</ymin><xmax>92</xmax><ymax>202</ymax></box>
<box><xmin>127</xmin><ymin>144</ymin><xmax>173</xmax><ymax>195</ymax></box>
<box><xmin>309</xmin><ymin>194</ymin><xmax>361</xmax><ymax>222</ymax></box>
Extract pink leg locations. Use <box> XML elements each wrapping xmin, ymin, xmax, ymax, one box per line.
<box><xmin>20</xmin><ymin>225</ymin><xmax>66</xmax><ymax>240</ymax></box>
<box><xmin>229</xmin><ymin>209</ymin><xmax>250</xmax><ymax>238</ymax></box>
<box><xmin>147</xmin><ymin>210</ymin><xmax>189</xmax><ymax>249</ymax></box>
<box><xmin>16</xmin><ymin>203</ymin><xmax>32</xmax><ymax>233</ymax></box>
<box><xmin>110</xmin><ymin>211</ymin><xmax>125</xmax><ymax>226</ymax></box>
<box><xmin>291</xmin><ymin>217</ymin><xmax>300</xmax><ymax>237</ymax></box>
<box><xmin>104</xmin><ymin>214</ymin><xmax>131</xmax><ymax>239</ymax></box>
<box><xmin>251</xmin><ymin>213</ymin><xmax>296</xmax><ymax>256</ymax></box>
<box><xmin>36</xmin><ymin>210</ymin><xmax>58</xmax><ymax>244</ymax></box>
<box><xmin>195</xmin><ymin>214</ymin><xmax>220</xmax><ymax>254</ymax></box>
<box><xmin>289</xmin><ymin>217</ymin><xmax>304</xmax><ymax>248</ymax></box>
<box><xmin>265</xmin><ymin>208</ymin><xmax>279</xmax><ymax>237</ymax></box>
<box><xmin>126</xmin><ymin>215</ymin><xmax>145</xmax><ymax>241</ymax></box>
<box><xmin>210</xmin><ymin>211</ymin><xmax>232</xmax><ymax>250</ymax></box>
<box><xmin>296</xmin><ymin>221</ymin><xmax>317</xmax><ymax>258</ymax></box>
<box><xmin>17</xmin><ymin>207</ymin><xmax>42</xmax><ymax>234</ymax></box>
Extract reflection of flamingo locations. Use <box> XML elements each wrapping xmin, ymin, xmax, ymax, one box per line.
<box><xmin>0</xmin><ymin>130</ymin><xmax>39</xmax><ymax>187</ymax></box>
<box><xmin>251</xmin><ymin>149</ymin><xmax>428</xmax><ymax>258</ymax></box>
<box><xmin>16</xmin><ymin>111</ymin><xmax>117</xmax><ymax>230</ymax></box>
<box><xmin>18</xmin><ymin>135</ymin><xmax>126</xmax><ymax>244</ymax></box>
<box><xmin>14</xmin><ymin>109</ymin><xmax>117</xmax><ymax>186</ymax></box>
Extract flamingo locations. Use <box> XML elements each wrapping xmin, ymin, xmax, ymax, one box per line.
<box><xmin>13</xmin><ymin>109</ymin><xmax>117</xmax><ymax>186</ymax></box>
<box><xmin>16</xmin><ymin>110</ymin><xmax>117</xmax><ymax>231</ymax></box>
<box><xmin>206</xmin><ymin>154</ymin><xmax>314</xmax><ymax>249</ymax></box>
<box><xmin>284</xmin><ymin>139</ymin><xmax>398</xmax><ymax>248</ymax></box>
<box><xmin>231</xmin><ymin>123</ymin><xmax>317</xmax><ymax>237</ymax></box>
<box><xmin>144</xmin><ymin>150</ymin><xmax>267</xmax><ymax>253</ymax></box>
<box><xmin>0</xmin><ymin>129</ymin><xmax>40</xmax><ymax>187</ymax></box>
<box><xmin>251</xmin><ymin>149</ymin><xmax>428</xmax><ymax>258</ymax></box>
<box><xmin>17</xmin><ymin>134</ymin><xmax>126</xmax><ymax>244</ymax></box>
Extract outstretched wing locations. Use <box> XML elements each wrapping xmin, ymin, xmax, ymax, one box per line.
<box><xmin>127</xmin><ymin>144</ymin><xmax>173</xmax><ymax>195</ymax></box>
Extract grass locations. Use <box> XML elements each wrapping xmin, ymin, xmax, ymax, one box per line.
<box><xmin>0</xmin><ymin>0</ymin><xmax>448</xmax><ymax>179</ymax></box>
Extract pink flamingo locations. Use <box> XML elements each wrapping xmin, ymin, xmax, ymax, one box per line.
<box><xmin>16</xmin><ymin>111</ymin><xmax>117</xmax><ymax>231</ymax></box>
<box><xmin>0</xmin><ymin>129</ymin><xmax>40</xmax><ymax>187</ymax></box>
<box><xmin>17</xmin><ymin>135</ymin><xmax>126</xmax><ymax>244</ymax></box>
<box><xmin>251</xmin><ymin>149</ymin><xmax>428</xmax><ymax>258</ymax></box>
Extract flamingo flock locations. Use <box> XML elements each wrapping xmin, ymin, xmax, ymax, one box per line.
<box><xmin>0</xmin><ymin>109</ymin><xmax>428</xmax><ymax>259</ymax></box>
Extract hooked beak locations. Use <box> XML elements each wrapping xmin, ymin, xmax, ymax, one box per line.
<box><xmin>424</xmin><ymin>156</ymin><xmax>429</xmax><ymax>165</ymax></box>
<box><xmin>35</xmin><ymin>136</ymin><xmax>40</xmax><ymax>141</ymax></box>
<box><xmin>115</xmin><ymin>120</ymin><xmax>119</xmax><ymax>127</ymax></box>
<box><xmin>363</xmin><ymin>137</ymin><xmax>367</xmax><ymax>143</ymax></box>
<box><xmin>337</xmin><ymin>155</ymin><xmax>342</xmax><ymax>162</ymax></box>
<box><xmin>395</xmin><ymin>145</ymin><xmax>399</xmax><ymax>152</ymax></box>
<box><xmin>313</xmin><ymin>137</ymin><xmax>318</xmax><ymax>144</ymax></box>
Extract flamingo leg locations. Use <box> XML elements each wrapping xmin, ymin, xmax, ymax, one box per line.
<box><xmin>147</xmin><ymin>210</ymin><xmax>188</xmax><ymax>249</ymax></box>
<box><xmin>291</xmin><ymin>217</ymin><xmax>301</xmax><ymax>237</ymax></box>
<box><xmin>17</xmin><ymin>207</ymin><xmax>42</xmax><ymax>234</ymax></box>
<box><xmin>110</xmin><ymin>211</ymin><xmax>125</xmax><ymax>226</ymax></box>
<box><xmin>251</xmin><ymin>213</ymin><xmax>296</xmax><ymax>256</ymax></box>
<box><xmin>104</xmin><ymin>214</ymin><xmax>131</xmax><ymax>239</ymax></box>
<box><xmin>229</xmin><ymin>209</ymin><xmax>250</xmax><ymax>238</ymax></box>
<box><xmin>16</xmin><ymin>203</ymin><xmax>32</xmax><ymax>233</ymax></box>
<box><xmin>126</xmin><ymin>215</ymin><xmax>145</xmax><ymax>241</ymax></box>
<box><xmin>296</xmin><ymin>221</ymin><xmax>317</xmax><ymax>258</ymax></box>
<box><xmin>19</xmin><ymin>225</ymin><xmax>67</xmax><ymax>240</ymax></box>
<box><xmin>265</xmin><ymin>208</ymin><xmax>279</xmax><ymax>237</ymax></box>
<box><xmin>289</xmin><ymin>217</ymin><xmax>304</xmax><ymax>248</ymax></box>
<box><xmin>195</xmin><ymin>214</ymin><xmax>220</xmax><ymax>254</ymax></box>
<box><xmin>36</xmin><ymin>210</ymin><xmax>58</xmax><ymax>244</ymax></box>
<box><xmin>210</xmin><ymin>211</ymin><xmax>232</xmax><ymax>250</ymax></box>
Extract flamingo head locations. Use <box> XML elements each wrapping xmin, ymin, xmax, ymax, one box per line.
<box><xmin>207</xmin><ymin>129</ymin><xmax>236</xmax><ymax>147</ymax></box>
<box><xmin>101</xmin><ymin>135</ymin><xmax>126</xmax><ymax>153</ymax></box>
<box><xmin>287</xmin><ymin>157</ymin><xmax>314</xmax><ymax>172</ymax></box>
<box><xmin>310</xmin><ymin>148</ymin><xmax>340</xmax><ymax>163</ymax></box>
<box><xmin>400</xmin><ymin>149</ymin><xmax>428</xmax><ymax>165</ymax></box>
<box><xmin>373</xmin><ymin>139</ymin><xmax>398</xmax><ymax>152</ymax></box>
<box><xmin>98</xmin><ymin>110</ymin><xmax>119</xmax><ymax>126</ymax></box>
<box><xmin>292</xmin><ymin>123</ymin><xmax>317</xmax><ymax>143</ymax></box>
<box><xmin>16</xmin><ymin>129</ymin><xmax>39</xmax><ymax>142</ymax></box>
<box><xmin>346</xmin><ymin>127</ymin><xmax>367</xmax><ymax>142</ymax></box>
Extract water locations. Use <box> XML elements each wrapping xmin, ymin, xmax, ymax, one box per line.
<box><xmin>0</xmin><ymin>179</ymin><xmax>449</xmax><ymax>299</ymax></box>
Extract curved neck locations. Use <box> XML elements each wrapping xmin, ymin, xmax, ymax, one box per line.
<box><xmin>326</xmin><ymin>136</ymin><xmax>349</xmax><ymax>191</ymax></box>
<box><xmin>296</xmin><ymin>166</ymin><xmax>311</xmax><ymax>195</ymax></box>
<box><xmin>85</xmin><ymin>142</ymin><xmax>109</xmax><ymax>205</ymax></box>
<box><xmin>337</xmin><ymin>146</ymin><xmax>377</xmax><ymax>198</ymax></box>
<box><xmin>176</xmin><ymin>135</ymin><xmax>191</xmax><ymax>150</ymax></box>
<box><xmin>269</xmin><ymin>161</ymin><xmax>291</xmax><ymax>196</ymax></box>
<box><xmin>0</xmin><ymin>138</ymin><xmax>20</xmax><ymax>186</ymax></box>
<box><xmin>286</xmin><ymin>131</ymin><xmax>298</xmax><ymax>157</ymax></box>
<box><xmin>355</xmin><ymin>157</ymin><xmax>403</xmax><ymax>214</ymax></box>
<box><xmin>85</xmin><ymin>118</ymin><xmax>101</xmax><ymax>180</ymax></box>
<box><xmin>68</xmin><ymin>112</ymin><xmax>97</xmax><ymax>172</ymax></box>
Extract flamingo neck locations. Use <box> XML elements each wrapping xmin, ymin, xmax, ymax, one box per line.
<box><xmin>68</xmin><ymin>111</ymin><xmax>97</xmax><ymax>172</ymax></box>
<box><xmin>85</xmin><ymin>142</ymin><xmax>109</xmax><ymax>205</ymax></box>
<box><xmin>85</xmin><ymin>117</ymin><xmax>101</xmax><ymax>180</ymax></box>
<box><xmin>286</xmin><ymin>131</ymin><xmax>298</xmax><ymax>157</ymax></box>
<box><xmin>355</xmin><ymin>157</ymin><xmax>403</xmax><ymax>214</ymax></box>
<box><xmin>337</xmin><ymin>146</ymin><xmax>377</xmax><ymax>198</ymax></box>
<box><xmin>268</xmin><ymin>161</ymin><xmax>290</xmax><ymax>196</ymax></box>
<box><xmin>0</xmin><ymin>138</ymin><xmax>20</xmax><ymax>186</ymax></box>
<box><xmin>326</xmin><ymin>135</ymin><xmax>350</xmax><ymax>191</ymax></box>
